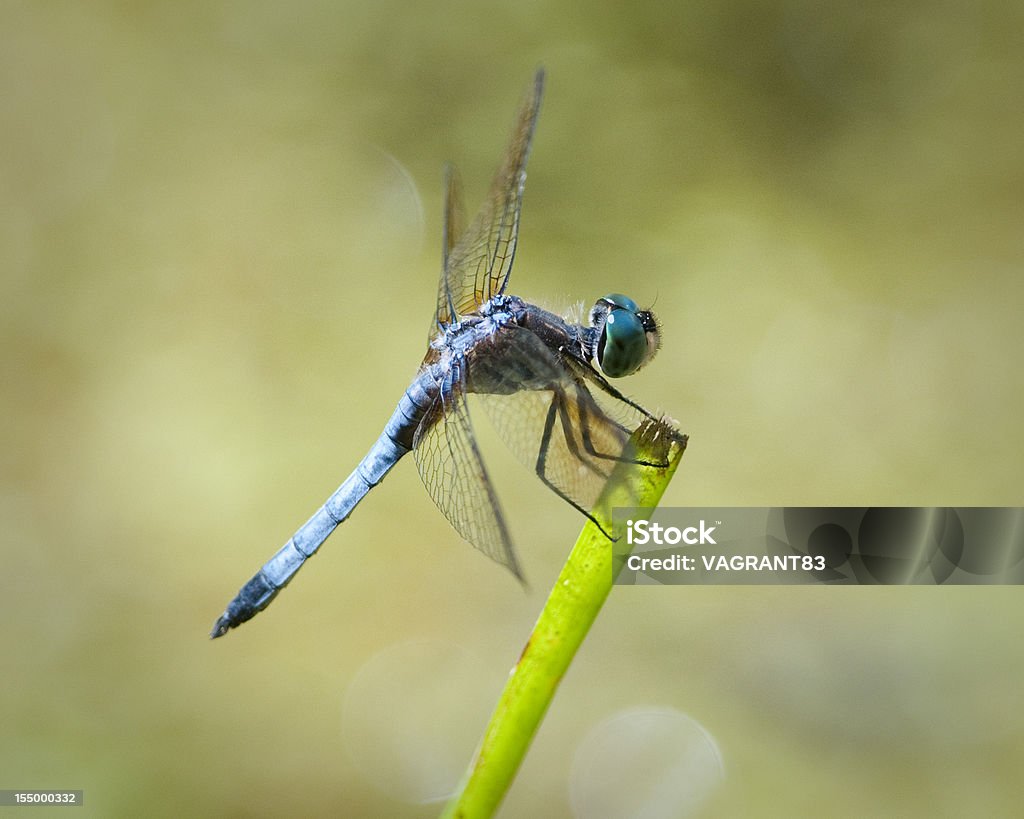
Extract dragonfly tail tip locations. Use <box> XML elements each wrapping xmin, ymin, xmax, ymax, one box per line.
<box><xmin>210</xmin><ymin>616</ymin><xmax>232</xmax><ymax>639</ymax></box>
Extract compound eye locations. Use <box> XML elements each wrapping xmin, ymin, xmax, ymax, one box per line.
<box><xmin>598</xmin><ymin>309</ymin><xmax>646</xmax><ymax>377</ymax></box>
<box><xmin>592</xmin><ymin>295</ymin><xmax>659</xmax><ymax>378</ymax></box>
<box><xmin>589</xmin><ymin>293</ymin><xmax>638</xmax><ymax>327</ymax></box>
<box><xmin>591</xmin><ymin>294</ymin><xmax>660</xmax><ymax>377</ymax></box>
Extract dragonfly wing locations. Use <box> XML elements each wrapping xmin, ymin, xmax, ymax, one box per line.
<box><xmin>413</xmin><ymin>361</ymin><xmax>523</xmax><ymax>579</ymax></box>
<box><xmin>434</xmin><ymin>69</ymin><xmax>545</xmax><ymax>330</ymax></box>
<box><xmin>442</xmin><ymin>163</ymin><xmax>466</xmax><ymax>268</ymax></box>
<box><xmin>434</xmin><ymin>163</ymin><xmax>466</xmax><ymax>335</ymax></box>
<box><xmin>470</xmin><ymin>327</ymin><xmax>652</xmax><ymax>521</ymax></box>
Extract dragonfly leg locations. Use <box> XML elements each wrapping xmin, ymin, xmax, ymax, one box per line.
<box><xmin>570</xmin><ymin>359</ymin><xmax>669</xmax><ymax>460</ymax></box>
<box><xmin>532</xmin><ymin>390</ymin><xmax>616</xmax><ymax>540</ymax></box>
<box><xmin>570</xmin><ymin>381</ymin><xmax>668</xmax><ymax>469</ymax></box>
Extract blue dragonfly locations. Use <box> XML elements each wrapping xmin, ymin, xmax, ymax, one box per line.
<box><xmin>212</xmin><ymin>69</ymin><xmax>668</xmax><ymax>637</ymax></box>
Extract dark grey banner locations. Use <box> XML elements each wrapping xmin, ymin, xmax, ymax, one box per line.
<box><xmin>0</xmin><ymin>790</ymin><xmax>83</xmax><ymax>807</ymax></box>
<box><xmin>612</xmin><ymin>508</ymin><xmax>1024</xmax><ymax>585</ymax></box>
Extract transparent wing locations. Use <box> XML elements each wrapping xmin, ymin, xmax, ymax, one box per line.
<box><xmin>441</xmin><ymin>163</ymin><xmax>465</xmax><ymax>279</ymax></box>
<box><xmin>469</xmin><ymin>327</ymin><xmax>656</xmax><ymax>523</ymax></box>
<box><xmin>413</xmin><ymin>360</ymin><xmax>523</xmax><ymax>579</ymax></box>
<box><xmin>434</xmin><ymin>69</ymin><xmax>545</xmax><ymax>330</ymax></box>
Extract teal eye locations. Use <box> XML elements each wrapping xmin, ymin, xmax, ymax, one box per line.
<box><xmin>593</xmin><ymin>294</ymin><xmax>659</xmax><ymax>378</ymax></box>
<box><xmin>603</xmin><ymin>293</ymin><xmax>639</xmax><ymax>313</ymax></box>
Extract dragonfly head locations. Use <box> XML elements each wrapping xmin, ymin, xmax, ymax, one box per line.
<box><xmin>588</xmin><ymin>294</ymin><xmax>661</xmax><ymax>378</ymax></box>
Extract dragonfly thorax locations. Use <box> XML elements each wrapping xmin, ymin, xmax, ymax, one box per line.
<box><xmin>588</xmin><ymin>294</ymin><xmax>661</xmax><ymax>378</ymax></box>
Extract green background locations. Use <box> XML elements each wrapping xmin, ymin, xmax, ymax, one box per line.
<box><xmin>3</xmin><ymin>2</ymin><xmax>1022</xmax><ymax>816</ymax></box>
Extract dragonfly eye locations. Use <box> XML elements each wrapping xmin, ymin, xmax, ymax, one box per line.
<box><xmin>591</xmin><ymin>294</ymin><xmax>661</xmax><ymax>378</ymax></box>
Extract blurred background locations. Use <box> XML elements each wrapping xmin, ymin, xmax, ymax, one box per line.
<box><xmin>2</xmin><ymin>1</ymin><xmax>1022</xmax><ymax>816</ymax></box>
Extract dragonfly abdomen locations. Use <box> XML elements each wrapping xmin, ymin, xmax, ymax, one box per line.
<box><xmin>210</xmin><ymin>378</ymin><xmax>436</xmax><ymax>637</ymax></box>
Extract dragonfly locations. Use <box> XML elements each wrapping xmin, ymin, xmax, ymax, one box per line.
<box><xmin>212</xmin><ymin>68</ymin><xmax>669</xmax><ymax>638</ymax></box>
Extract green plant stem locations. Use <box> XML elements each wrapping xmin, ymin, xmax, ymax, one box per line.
<box><xmin>441</xmin><ymin>418</ymin><xmax>687</xmax><ymax>819</ymax></box>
